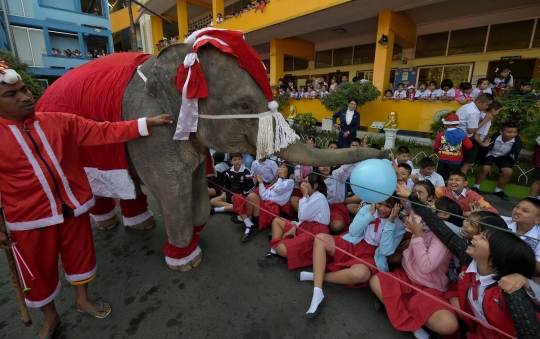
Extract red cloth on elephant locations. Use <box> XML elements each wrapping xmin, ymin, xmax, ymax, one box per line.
<box><xmin>35</xmin><ymin>53</ymin><xmax>152</xmax><ymax>199</ymax></box>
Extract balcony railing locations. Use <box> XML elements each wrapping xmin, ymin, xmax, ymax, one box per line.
<box><xmin>42</xmin><ymin>54</ymin><xmax>93</xmax><ymax>69</ymax></box>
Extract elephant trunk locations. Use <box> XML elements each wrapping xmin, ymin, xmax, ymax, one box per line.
<box><xmin>276</xmin><ymin>141</ymin><xmax>389</xmax><ymax>167</ymax></box>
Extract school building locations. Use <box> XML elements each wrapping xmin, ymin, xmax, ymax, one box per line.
<box><xmin>0</xmin><ymin>0</ymin><xmax>113</xmax><ymax>87</ymax></box>
<box><xmin>113</xmin><ymin>0</ymin><xmax>540</xmax><ymax>134</ymax></box>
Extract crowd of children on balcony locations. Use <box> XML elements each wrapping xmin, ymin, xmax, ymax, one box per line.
<box><xmin>221</xmin><ymin>0</ymin><xmax>270</xmax><ymax>21</ymax></box>
<box><xmin>277</xmin><ymin>75</ymin><xmax>372</xmax><ymax>100</ymax></box>
<box><xmin>51</xmin><ymin>48</ymin><xmax>108</xmax><ymax>59</ymax></box>
<box><xmin>383</xmin><ymin>65</ymin><xmax>535</xmax><ymax>103</ymax></box>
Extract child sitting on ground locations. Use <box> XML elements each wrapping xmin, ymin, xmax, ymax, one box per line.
<box><xmin>232</xmin><ymin>162</ymin><xmax>295</xmax><ymax>242</ymax></box>
<box><xmin>210</xmin><ymin>153</ymin><xmax>255</xmax><ymax>214</ymax></box>
<box><xmin>394</xmin><ymin>146</ymin><xmax>414</xmax><ymax>169</ymax></box>
<box><xmin>433</xmin><ymin>112</ymin><xmax>472</xmax><ymax>180</ymax></box>
<box><xmin>257</xmin><ymin>174</ymin><xmax>330</xmax><ymax>269</ymax></box>
<box><xmin>460</xmin><ymin>101</ymin><xmax>502</xmax><ymax>175</ymax></box>
<box><xmin>408</xmin><ymin>157</ymin><xmax>445</xmax><ymax>189</ymax></box>
<box><xmin>250</xmin><ymin>157</ymin><xmax>278</xmax><ymax>185</ymax></box>
<box><xmin>472</xmin><ymin>122</ymin><xmax>522</xmax><ymax>201</ymax></box>
<box><xmin>208</xmin><ymin>152</ymin><xmax>230</xmax><ymax>197</ymax></box>
<box><xmin>297</xmin><ymin>197</ymin><xmax>403</xmax><ymax>319</ymax></box>
<box><xmin>434</xmin><ymin>171</ymin><xmax>498</xmax><ymax>215</ymax></box>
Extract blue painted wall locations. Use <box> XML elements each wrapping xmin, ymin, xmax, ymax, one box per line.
<box><xmin>41</xmin><ymin>0</ymin><xmax>75</xmax><ymax>11</ymax></box>
<box><xmin>49</xmin><ymin>34</ymin><xmax>79</xmax><ymax>52</ymax></box>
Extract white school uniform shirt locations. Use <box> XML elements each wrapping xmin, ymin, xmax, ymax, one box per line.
<box><xmin>295</xmin><ymin>191</ymin><xmax>330</xmax><ymax>226</ymax></box>
<box><xmin>438</xmin><ymin>88</ymin><xmax>455</xmax><ymax>99</ymax></box>
<box><xmin>258</xmin><ymin>179</ymin><xmax>294</xmax><ymax>206</ymax></box>
<box><xmin>465</xmin><ymin>260</ymin><xmax>497</xmax><ymax>324</ymax></box>
<box><xmin>394</xmin><ymin>90</ymin><xmax>406</xmax><ymax>99</ymax></box>
<box><xmin>394</xmin><ymin>159</ymin><xmax>414</xmax><ymax>169</ymax></box>
<box><xmin>489</xmin><ymin>75</ymin><xmax>513</xmax><ymax>89</ymax></box>
<box><xmin>251</xmin><ymin>159</ymin><xmax>278</xmax><ymax>183</ymax></box>
<box><xmin>471</xmin><ymin>87</ymin><xmax>492</xmax><ymax>98</ymax></box>
<box><xmin>363</xmin><ymin>211</ymin><xmax>404</xmax><ymax>246</ymax></box>
<box><xmin>456</xmin><ymin>102</ymin><xmax>481</xmax><ymax>137</ymax></box>
<box><xmin>407</xmin><ymin>169</ymin><xmax>445</xmax><ymax>189</ymax></box>
<box><xmin>486</xmin><ymin>135</ymin><xmax>515</xmax><ymax>158</ymax></box>
<box><xmin>422</xmin><ymin>89</ymin><xmax>438</xmax><ymax>100</ymax></box>
<box><xmin>325</xmin><ymin>164</ymin><xmax>356</xmax><ymax>204</ymax></box>
<box><xmin>415</xmin><ymin>89</ymin><xmax>426</xmax><ymax>99</ymax></box>
<box><xmin>502</xmin><ymin>216</ymin><xmax>540</xmax><ymax>261</ymax></box>
<box><xmin>475</xmin><ymin>113</ymin><xmax>491</xmax><ymax>142</ymax></box>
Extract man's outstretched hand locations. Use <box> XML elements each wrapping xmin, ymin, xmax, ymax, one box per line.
<box><xmin>146</xmin><ymin>114</ymin><xmax>174</xmax><ymax>127</ymax></box>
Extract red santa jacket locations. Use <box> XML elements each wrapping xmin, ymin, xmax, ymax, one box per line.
<box><xmin>0</xmin><ymin>112</ymin><xmax>149</xmax><ymax>231</ymax></box>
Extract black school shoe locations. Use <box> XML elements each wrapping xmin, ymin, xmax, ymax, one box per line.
<box><xmin>469</xmin><ymin>186</ymin><xmax>480</xmax><ymax>193</ymax></box>
<box><xmin>494</xmin><ymin>191</ymin><xmax>511</xmax><ymax>201</ymax></box>
<box><xmin>306</xmin><ymin>299</ymin><xmax>325</xmax><ymax>320</ymax></box>
<box><xmin>230</xmin><ymin>215</ymin><xmax>244</xmax><ymax>224</ymax></box>
<box><xmin>240</xmin><ymin>226</ymin><xmax>259</xmax><ymax>242</ymax></box>
<box><xmin>257</xmin><ymin>252</ymin><xmax>285</xmax><ymax>268</ymax></box>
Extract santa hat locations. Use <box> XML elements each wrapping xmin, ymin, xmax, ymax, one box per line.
<box><xmin>442</xmin><ymin>113</ymin><xmax>459</xmax><ymax>125</ymax></box>
<box><xmin>173</xmin><ymin>28</ymin><xmax>297</xmax><ymax>158</ymax></box>
<box><xmin>0</xmin><ymin>60</ymin><xmax>22</xmax><ymax>84</ymax></box>
<box><xmin>407</xmin><ymin>82</ymin><xmax>415</xmax><ymax>90</ymax></box>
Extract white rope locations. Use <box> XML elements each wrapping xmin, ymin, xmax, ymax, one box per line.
<box><xmin>136</xmin><ymin>66</ymin><xmax>147</xmax><ymax>83</ymax></box>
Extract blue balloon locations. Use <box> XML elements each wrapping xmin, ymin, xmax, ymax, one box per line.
<box><xmin>350</xmin><ymin>159</ymin><xmax>397</xmax><ymax>203</ymax></box>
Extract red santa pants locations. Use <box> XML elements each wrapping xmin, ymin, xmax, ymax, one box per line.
<box><xmin>89</xmin><ymin>192</ymin><xmax>152</xmax><ymax>226</ymax></box>
<box><xmin>10</xmin><ymin>213</ymin><xmax>97</xmax><ymax>308</ymax></box>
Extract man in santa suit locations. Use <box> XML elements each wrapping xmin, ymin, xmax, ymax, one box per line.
<box><xmin>0</xmin><ymin>60</ymin><xmax>173</xmax><ymax>339</ymax></box>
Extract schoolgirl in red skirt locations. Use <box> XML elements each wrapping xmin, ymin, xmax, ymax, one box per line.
<box><xmin>257</xmin><ymin>173</ymin><xmax>330</xmax><ymax>271</ymax></box>
<box><xmin>233</xmin><ymin>161</ymin><xmax>295</xmax><ymax>242</ymax></box>
<box><xmin>317</xmin><ymin>163</ymin><xmax>356</xmax><ymax>234</ymax></box>
<box><xmin>289</xmin><ymin>164</ymin><xmax>313</xmax><ymax>212</ymax></box>
<box><xmin>397</xmin><ymin>188</ymin><xmax>540</xmax><ymax>339</ymax></box>
<box><xmin>297</xmin><ymin>196</ymin><xmax>405</xmax><ymax>319</ymax></box>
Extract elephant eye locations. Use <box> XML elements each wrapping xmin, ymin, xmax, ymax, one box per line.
<box><xmin>240</xmin><ymin>102</ymin><xmax>250</xmax><ymax>110</ymax></box>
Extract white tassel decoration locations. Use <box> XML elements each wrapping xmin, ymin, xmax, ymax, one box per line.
<box><xmin>256</xmin><ymin>112</ymin><xmax>299</xmax><ymax>159</ymax></box>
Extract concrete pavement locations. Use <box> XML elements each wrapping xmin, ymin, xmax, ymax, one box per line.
<box><xmin>0</xmin><ymin>190</ymin><xmax>517</xmax><ymax>339</ymax></box>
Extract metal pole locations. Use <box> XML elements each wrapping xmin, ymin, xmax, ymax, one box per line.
<box><xmin>127</xmin><ymin>1</ymin><xmax>138</xmax><ymax>52</ymax></box>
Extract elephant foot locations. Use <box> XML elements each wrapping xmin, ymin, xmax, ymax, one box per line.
<box><xmin>95</xmin><ymin>214</ymin><xmax>119</xmax><ymax>231</ymax></box>
<box><xmin>165</xmin><ymin>246</ymin><xmax>202</xmax><ymax>272</ymax></box>
<box><xmin>126</xmin><ymin>215</ymin><xmax>156</xmax><ymax>230</ymax></box>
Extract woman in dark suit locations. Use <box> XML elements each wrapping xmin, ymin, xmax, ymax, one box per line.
<box><xmin>332</xmin><ymin>98</ymin><xmax>360</xmax><ymax>149</ymax></box>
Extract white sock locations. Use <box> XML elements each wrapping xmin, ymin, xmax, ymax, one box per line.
<box><xmin>494</xmin><ymin>187</ymin><xmax>502</xmax><ymax>193</ymax></box>
<box><xmin>244</xmin><ymin>219</ymin><xmax>254</xmax><ymax>227</ymax></box>
<box><xmin>214</xmin><ymin>207</ymin><xmax>225</xmax><ymax>213</ymax></box>
<box><xmin>270</xmin><ymin>248</ymin><xmax>276</xmax><ymax>254</ymax></box>
<box><xmin>300</xmin><ymin>272</ymin><xmax>314</xmax><ymax>281</ymax></box>
<box><xmin>306</xmin><ymin>287</ymin><xmax>324</xmax><ymax>314</ymax></box>
<box><xmin>237</xmin><ymin>215</ymin><xmax>243</xmax><ymax>221</ymax></box>
<box><xmin>413</xmin><ymin>328</ymin><xmax>430</xmax><ymax>339</ymax></box>
<box><xmin>473</xmin><ymin>184</ymin><xmax>480</xmax><ymax>188</ymax></box>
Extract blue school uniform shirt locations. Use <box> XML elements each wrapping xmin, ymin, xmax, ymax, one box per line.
<box><xmin>342</xmin><ymin>204</ymin><xmax>405</xmax><ymax>272</ymax></box>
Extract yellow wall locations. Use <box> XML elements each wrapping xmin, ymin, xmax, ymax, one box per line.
<box><xmin>285</xmin><ymin>48</ymin><xmax>540</xmax><ymax>85</ymax></box>
<box><xmin>110</xmin><ymin>5</ymin><xmax>138</xmax><ymax>33</ymax></box>
<box><xmin>283</xmin><ymin>99</ymin><xmax>461</xmax><ymax>133</ymax></box>
<box><xmin>216</xmin><ymin>0</ymin><xmax>351</xmax><ymax>34</ymax></box>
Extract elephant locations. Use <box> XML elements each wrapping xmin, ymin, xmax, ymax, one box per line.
<box><xmin>36</xmin><ymin>34</ymin><xmax>388</xmax><ymax>272</ymax></box>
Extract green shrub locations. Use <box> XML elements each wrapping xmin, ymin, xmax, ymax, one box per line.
<box><xmin>320</xmin><ymin>81</ymin><xmax>380</xmax><ymax>113</ymax></box>
<box><xmin>0</xmin><ymin>49</ymin><xmax>43</xmax><ymax>100</ymax></box>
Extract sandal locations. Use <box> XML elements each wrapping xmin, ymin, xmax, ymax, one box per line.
<box><xmin>34</xmin><ymin>322</ymin><xmax>60</xmax><ymax>339</ymax></box>
<box><xmin>77</xmin><ymin>301</ymin><xmax>112</xmax><ymax>319</ymax></box>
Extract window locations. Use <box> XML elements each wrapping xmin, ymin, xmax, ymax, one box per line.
<box><xmin>293</xmin><ymin>58</ymin><xmax>308</xmax><ymax>71</ymax></box>
<box><xmin>415</xmin><ymin>32</ymin><xmax>449</xmax><ymax>58</ymax></box>
<box><xmin>487</xmin><ymin>20</ymin><xmax>535</xmax><ymax>52</ymax></box>
<box><xmin>448</xmin><ymin>26</ymin><xmax>488</xmax><ymax>55</ymax></box>
<box><xmin>315</xmin><ymin>50</ymin><xmax>332</xmax><ymax>69</ymax></box>
<box><xmin>284</xmin><ymin>56</ymin><xmax>294</xmax><ymax>72</ymax></box>
<box><xmin>50</xmin><ymin>31</ymin><xmax>79</xmax><ymax>55</ymax></box>
<box><xmin>11</xmin><ymin>26</ymin><xmax>45</xmax><ymax>67</ymax></box>
<box><xmin>356</xmin><ymin>71</ymin><xmax>374</xmax><ymax>81</ymax></box>
<box><xmin>392</xmin><ymin>44</ymin><xmax>403</xmax><ymax>61</ymax></box>
<box><xmin>332</xmin><ymin>47</ymin><xmax>353</xmax><ymax>67</ymax></box>
<box><xmin>262</xmin><ymin>59</ymin><xmax>270</xmax><ymax>73</ymax></box>
<box><xmin>417</xmin><ymin>64</ymin><xmax>472</xmax><ymax>88</ymax></box>
<box><xmin>6</xmin><ymin>0</ymin><xmax>35</xmax><ymax>17</ymax></box>
<box><xmin>353</xmin><ymin>43</ymin><xmax>375</xmax><ymax>65</ymax></box>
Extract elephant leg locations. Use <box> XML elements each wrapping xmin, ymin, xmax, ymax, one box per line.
<box><xmin>89</xmin><ymin>197</ymin><xmax>119</xmax><ymax>231</ymax></box>
<box><xmin>192</xmin><ymin>161</ymin><xmax>211</xmax><ymax>227</ymax></box>
<box><xmin>119</xmin><ymin>181</ymin><xmax>155</xmax><ymax>230</ymax></box>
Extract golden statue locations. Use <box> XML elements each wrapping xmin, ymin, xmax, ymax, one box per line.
<box><xmin>288</xmin><ymin>105</ymin><xmax>297</xmax><ymax>120</ymax></box>
<box><xmin>383</xmin><ymin>111</ymin><xmax>398</xmax><ymax>129</ymax></box>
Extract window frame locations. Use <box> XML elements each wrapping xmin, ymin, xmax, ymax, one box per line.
<box><xmin>415</xmin><ymin>63</ymin><xmax>474</xmax><ymax>88</ymax></box>
<box><xmin>11</xmin><ymin>25</ymin><xmax>45</xmax><ymax>67</ymax></box>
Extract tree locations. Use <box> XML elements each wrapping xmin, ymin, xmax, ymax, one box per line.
<box><xmin>320</xmin><ymin>81</ymin><xmax>381</xmax><ymax>113</ymax></box>
<box><xmin>0</xmin><ymin>49</ymin><xmax>43</xmax><ymax>100</ymax></box>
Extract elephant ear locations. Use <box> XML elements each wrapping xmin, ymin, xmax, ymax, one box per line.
<box><xmin>145</xmin><ymin>44</ymin><xmax>192</xmax><ymax>117</ymax></box>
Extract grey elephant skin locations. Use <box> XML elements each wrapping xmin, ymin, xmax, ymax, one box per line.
<box><xmin>38</xmin><ymin>44</ymin><xmax>388</xmax><ymax>271</ymax></box>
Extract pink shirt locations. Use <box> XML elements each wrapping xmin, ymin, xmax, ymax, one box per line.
<box><xmin>402</xmin><ymin>230</ymin><xmax>452</xmax><ymax>291</ymax></box>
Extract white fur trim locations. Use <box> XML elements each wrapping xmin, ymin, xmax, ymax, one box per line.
<box><xmin>90</xmin><ymin>206</ymin><xmax>117</xmax><ymax>222</ymax></box>
<box><xmin>138</xmin><ymin>118</ymin><xmax>149</xmax><ymax>136</ymax></box>
<box><xmin>122</xmin><ymin>209</ymin><xmax>153</xmax><ymax>227</ymax></box>
<box><xmin>26</xmin><ymin>281</ymin><xmax>61</xmax><ymax>308</ymax></box>
<box><xmin>185</xmin><ymin>28</ymin><xmax>227</xmax><ymax>44</ymax></box>
<box><xmin>73</xmin><ymin>197</ymin><xmax>95</xmax><ymax>217</ymax></box>
<box><xmin>6</xmin><ymin>215</ymin><xmax>64</xmax><ymax>231</ymax></box>
<box><xmin>0</xmin><ymin>69</ymin><xmax>21</xmax><ymax>84</ymax></box>
<box><xmin>83</xmin><ymin>168</ymin><xmax>137</xmax><ymax>200</ymax></box>
<box><xmin>268</xmin><ymin>100</ymin><xmax>279</xmax><ymax>112</ymax></box>
<box><xmin>65</xmin><ymin>264</ymin><xmax>97</xmax><ymax>282</ymax></box>
<box><xmin>165</xmin><ymin>246</ymin><xmax>202</xmax><ymax>266</ymax></box>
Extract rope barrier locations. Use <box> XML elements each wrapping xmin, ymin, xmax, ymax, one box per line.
<box><xmin>206</xmin><ymin>177</ymin><xmax>520</xmax><ymax>339</ymax></box>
